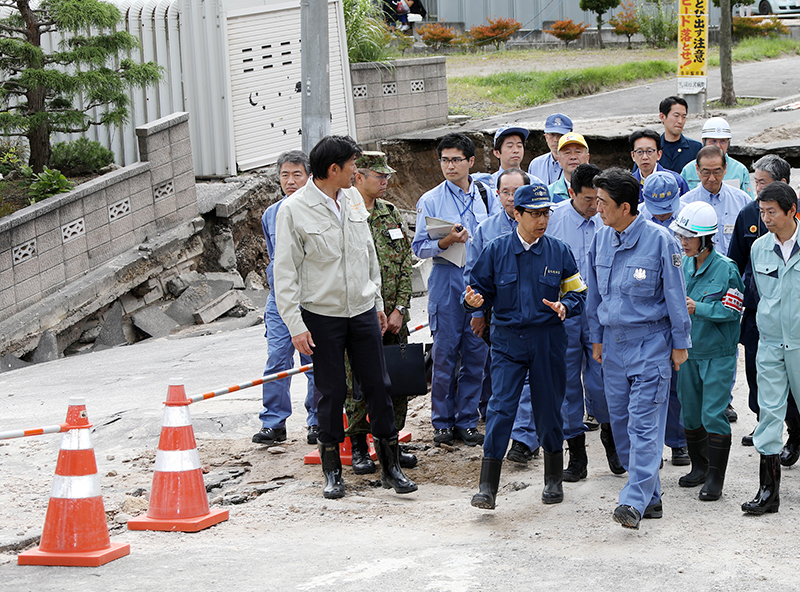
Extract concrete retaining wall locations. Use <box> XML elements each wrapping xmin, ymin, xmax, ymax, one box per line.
<box><xmin>350</xmin><ymin>57</ymin><xmax>448</xmax><ymax>142</ymax></box>
<box><xmin>0</xmin><ymin>112</ymin><xmax>197</xmax><ymax>323</ymax></box>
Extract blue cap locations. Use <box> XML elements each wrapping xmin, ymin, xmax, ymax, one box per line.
<box><xmin>642</xmin><ymin>172</ymin><xmax>682</xmax><ymax>215</ymax></box>
<box><xmin>544</xmin><ymin>113</ymin><xmax>573</xmax><ymax>135</ymax></box>
<box><xmin>494</xmin><ymin>126</ymin><xmax>530</xmax><ymax>148</ymax></box>
<box><xmin>514</xmin><ymin>181</ymin><xmax>554</xmax><ymax>210</ymax></box>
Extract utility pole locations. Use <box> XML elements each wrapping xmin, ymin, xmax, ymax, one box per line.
<box><xmin>301</xmin><ymin>0</ymin><xmax>330</xmax><ymax>154</ymax></box>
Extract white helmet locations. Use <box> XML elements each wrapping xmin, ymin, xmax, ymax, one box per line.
<box><xmin>670</xmin><ymin>202</ymin><xmax>718</xmax><ymax>238</ymax></box>
<box><xmin>702</xmin><ymin>117</ymin><xmax>732</xmax><ymax>139</ymax></box>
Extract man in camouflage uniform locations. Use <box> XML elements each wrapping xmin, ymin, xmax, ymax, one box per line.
<box><xmin>345</xmin><ymin>151</ymin><xmax>417</xmax><ymax>473</ymax></box>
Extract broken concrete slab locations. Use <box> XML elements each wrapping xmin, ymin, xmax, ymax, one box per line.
<box><xmin>31</xmin><ymin>330</ymin><xmax>59</xmax><ymax>364</ymax></box>
<box><xmin>166</xmin><ymin>270</ymin><xmax>204</xmax><ymax>297</ymax></box>
<box><xmin>165</xmin><ymin>280</ymin><xmax>235</xmax><ymax>326</ymax></box>
<box><xmin>244</xmin><ymin>271</ymin><xmax>266</xmax><ymax>291</ymax></box>
<box><xmin>94</xmin><ymin>302</ymin><xmax>128</xmax><ymax>350</ymax></box>
<box><xmin>215</xmin><ymin>230</ymin><xmax>237</xmax><ymax>271</ymax></box>
<box><xmin>131</xmin><ymin>306</ymin><xmax>180</xmax><ymax>338</ymax></box>
<box><xmin>0</xmin><ymin>353</ymin><xmax>31</xmax><ymax>374</ymax></box>
<box><xmin>205</xmin><ymin>271</ymin><xmax>245</xmax><ymax>289</ymax></box>
<box><xmin>193</xmin><ymin>290</ymin><xmax>240</xmax><ymax>324</ymax></box>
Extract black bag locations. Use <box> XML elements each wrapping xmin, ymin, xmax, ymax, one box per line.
<box><xmin>384</xmin><ymin>343</ymin><xmax>428</xmax><ymax>397</ymax></box>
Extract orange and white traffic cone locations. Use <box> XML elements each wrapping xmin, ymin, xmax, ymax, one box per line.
<box><xmin>127</xmin><ymin>384</ymin><xmax>228</xmax><ymax>532</ymax></box>
<box><xmin>18</xmin><ymin>397</ymin><xmax>130</xmax><ymax>567</ymax></box>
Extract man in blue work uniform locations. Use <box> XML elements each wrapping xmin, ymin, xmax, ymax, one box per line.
<box><xmin>464</xmin><ymin>182</ymin><xmax>586</xmax><ymax>510</ymax></box>
<box><xmin>549</xmin><ymin>133</ymin><xmax>591</xmax><ymax>203</ymax></box>
<box><xmin>528</xmin><ymin>113</ymin><xmax>573</xmax><ymax>185</ymax></box>
<box><xmin>638</xmin><ymin>172</ymin><xmax>690</xmax><ymax>466</ymax></box>
<box><xmin>742</xmin><ymin>182</ymin><xmax>800</xmax><ymax>515</ymax></box>
<box><xmin>629</xmin><ymin>129</ymin><xmax>689</xmax><ymax>203</ymax></box>
<box><xmin>253</xmin><ymin>150</ymin><xmax>320</xmax><ymax>446</ymax></box>
<box><xmin>467</xmin><ymin>168</ymin><xmax>540</xmax><ymax>464</ymax></box>
<box><xmin>413</xmin><ymin>133</ymin><xmax>489</xmax><ymax>447</ymax></box>
<box><xmin>658</xmin><ymin>96</ymin><xmax>702</xmax><ymax>174</ymax></box>
<box><xmin>680</xmin><ymin>145</ymin><xmax>751</xmax><ymax>259</ymax></box>
<box><xmin>728</xmin><ymin>155</ymin><xmax>800</xmax><ymax>455</ymax></box>
<box><xmin>586</xmin><ymin>168</ymin><xmax>692</xmax><ymax>530</ymax></box>
<box><xmin>680</xmin><ymin>117</ymin><xmax>754</xmax><ymax>197</ymax></box>
<box><xmin>474</xmin><ymin>126</ymin><xmax>536</xmax><ymax>195</ymax></box>
<box><xmin>548</xmin><ymin>163</ymin><xmax>624</xmax><ymax>479</ymax></box>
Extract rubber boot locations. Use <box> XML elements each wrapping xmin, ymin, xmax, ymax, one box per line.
<box><xmin>600</xmin><ymin>423</ymin><xmax>626</xmax><ymax>475</ymax></box>
<box><xmin>374</xmin><ymin>436</ymin><xmax>418</xmax><ymax>494</ymax></box>
<box><xmin>319</xmin><ymin>443</ymin><xmax>345</xmax><ymax>499</ymax></box>
<box><xmin>678</xmin><ymin>427</ymin><xmax>708</xmax><ymax>487</ymax></box>
<box><xmin>471</xmin><ymin>457</ymin><xmax>502</xmax><ymax>510</ymax></box>
<box><xmin>780</xmin><ymin>416</ymin><xmax>800</xmax><ymax>467</ymax></box>
<box><xmin>399</xmin><ymin>448</ymin><xmax>418</xmax><ymax>469</ymax></box>
<box><xmin>542</xmin><ymin>451</ymin><xmax>564</xmax><ymax>504</ymax></box>
<box><xmin>699</xmin><ymin>433</ymin><xmax>731</xmax><ymax>501</ymax></box>
<box><xmin>350</xmin><ymin>433</ymin><xmax>377</xmax><ymax>475</ymax></box>
<box><xmin>741</xmin><ymin>454</ymin><xmax>781</xmax><ymax>515</ymax></box>
<box><xmin>563</xmin><ymin>434</ymin><xmax>588</xmax><ymax>482</ymax></box>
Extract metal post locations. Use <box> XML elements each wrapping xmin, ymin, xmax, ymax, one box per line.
<box><xmin>301</xmin><ymin>0</ymin><xmax>331</xmax><ymax>154</ymax></box>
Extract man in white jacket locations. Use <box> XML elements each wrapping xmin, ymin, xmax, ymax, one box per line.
<box><xmin>274</xmin><ymin>135</ymin><xmax>417</xmax><ymax>500</ymax></box>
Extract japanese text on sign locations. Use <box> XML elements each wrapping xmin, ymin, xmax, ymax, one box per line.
<box><xmin>678</xmin><ymin>0</ymin><xmax>707</xmax><ymax>77</ymax></box>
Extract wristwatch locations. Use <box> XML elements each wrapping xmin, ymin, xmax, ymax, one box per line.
<box><xmin>395</xmin><ymin>305</ymin><xmax>407</xmax><ymax>315</ymax></box>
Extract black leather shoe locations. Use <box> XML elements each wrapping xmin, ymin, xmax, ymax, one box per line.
<box><xmin>725</xmin><ymin>404</ymin><xmax>738</xmax><ymax>423</ymax></box>
<box><xmin>306</xmin><ymin>425</ymin><xmax>320</xmax><ymax>445</ymax></box>
<box><xmin>433</xmin><ymin>427</ymin><xmax>454</xmax><ymax>446</ymax></box>
<box><xmin>319</xmin><ymin>443</ymin><xmax>345</xmax><ymax>499</ymax></box>
<box><xmin>455</xmin><ymin>427</ymin><xmax>484</xmax><ymax>447</ymax></box>
<box><xmin>643</xmin><ymin>501</ymin><xmax>663</xmax><ymax>519</ymax></box>
<box><xmin>613</xmin><ymin>504</ymin><xmax>641</xmax><ymax>529</ymax></box>
<box><xmin>671</xmin><ymin>446</ymin><xmax>690</xmax><ymax>466</ymax></box>
<box><xmin>506</xmin><ymin>440</ymin><xmax>533</xmax><ymax>464</ymax></box>
<box><xmin>252</xmin><ymin>427</ymin><xmax>287</xmax><ymax>445</ymax></box>
<box><xmin>742</xmin><ymin>428</ymin><xmax>754</xmax><ymax>447</ymax></box>
<box><xmin>350</xmin><ymin>433</ymin><xmax>377</xmax><ymax>475</ymax></box>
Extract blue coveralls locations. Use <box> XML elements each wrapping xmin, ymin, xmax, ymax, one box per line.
<box><xmin>680</xmin><ymin>154</ymin><xmax>755</xmax><ymax>198</ymax></box>
<box><xmin>632</xmin><ymin>163</ymin><xmax>689</xmax><ymax>203</ymax></box>
<box><xmin>465</xmin><ymin>232</ymin><xmax>586</xmax><ymax>458</ymax></box>
<box><xmin>413</xmin><ymin>178</ymin><xmax>489</xmax><ymax>431</ymax></box>
<box><xmin>259</xmin><ymin>200</ymin><xmax>318</xmax><ymax>429</ymax></box>
<box><xmin>587</xmin><ymin>215</ymin><xmax>692</xmax><ymax>515</ymax></box>
<box><xmin>751</xmin><ymin>226</ymin><xmax>800</xmax><ymax>455</ymax></box>
<box><xmin>680</xmin><ymin>182</ymin><xmax>752</xmax><ymax>265</ymax></box>
<box><xmin>467</xmin><ymin>210</ymin><xmax>539</xmax><ymax>451</ymax></box>
<box><xmin>637</xmin><ymin>209</ymin><xmax>687</xmax><ymax>450</ymax></box>
<box><xmin>678</xmin><ymin>249</ymin><xmax>744</xmax><ymax>435</ymax></box>
<box><xmin>528</xmin><ymin>152</ymin><xmax>563</xmax><ymax>185</ymax></box>
<box><xmin>658</xmin><ymin>133</ymin><xmax>702</xmax><ymax>174</ymax></box>
<box><xmin>547</xmin><ymin>200</ymin><xmax>608</xmax><ymax>439</ymax></box>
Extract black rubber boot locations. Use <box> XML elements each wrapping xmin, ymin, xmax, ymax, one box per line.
<box><xmin>563</xmin><ymin>434</ymin><xmax>588</xmax><ymax>482</ymax></box>
<box><xmin>780</xmin><ymin>416</ymin><xmax>800</xmax><ymax>467</ymax></box>
<box><xmin>699</xmin><ymin>433</ymin><xmax>731</xmax><ymax>501</ymax></box>
<box><xmin>600</xmin><ymin>423</ymin><xmax>626</xmax><ymax>475</ymax></box>
<box><xmin>742</xmin><ymin>454</ymin><xmax>781</xmax><ymax>515</ymax></box>
<box><xmin>319</xmin><ymin>443</ymin><xmax>345</xmax><ymax>499</ymax></box>
<box><xmin>350</xmin><ymin>433</ymin><xmax>377</xmax><ymax>474</ymax></box>
<box><xmin>542</xmin><ymin>451</ymin><xmax>564</xmax><ymax>504</ymax></box>
<box><xmin>471</xmin><ymin>457</ymin><xmax>503</xmax><ymax>510</ymax></box>
<box><xmin>374</xmin><ymin>436</ymin><xmax>418</xmax><ymax>494</ymax></box>
<box><xmin>678</xmin><ymin>427</ymin><xmax>708</xmax><ymax>487</ymax></box>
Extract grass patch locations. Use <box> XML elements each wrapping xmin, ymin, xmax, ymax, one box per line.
<box><xmin>708</xmin><ymin>37</ymin><xmax>800</xmax><ymax>66</ymax></box>
<box><xmin>707</xmin><ymin>96</ymin><xmax>766</xmax><ymax>109</ymax></box>
<box><xmin>449</xmin><ymin>60</ymin><xmax>674</xmax><ymax>117</ymax></box>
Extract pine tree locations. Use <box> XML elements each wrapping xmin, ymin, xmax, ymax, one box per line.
<box><xmin>579</xmin><ymin>0</ymin><xmax>621</xmax><ymax>49</ymax></box>
<box><xmin>0</xmin><ymin>0</ymin><xmax>161</xmax><ymax>172</ymax></box>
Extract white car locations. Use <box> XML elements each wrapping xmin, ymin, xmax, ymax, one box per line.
<box><xmin>757</xmin><ymin>0</ymin><xmax>800</xmax><ymax>14</ymax></box>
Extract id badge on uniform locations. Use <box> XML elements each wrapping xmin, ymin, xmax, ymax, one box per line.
<box><xmin>724</xmin><ymin>224</ymin><xmax>734</xmax><ymax>235</ymax></box>
<box><xmin>388</xmin><ymin>228</ymin><xmax>404</xmax><ymax>240</ymax></box>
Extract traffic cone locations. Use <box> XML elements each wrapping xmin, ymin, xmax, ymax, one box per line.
<box><xmin>18</xmin><ymin>397</ymin><xmax>130</xmax><ymax>567</ymax></box>
<box><xmin>127</xmin><ymin>384</ymin><xmax>228</xmax><ymax>532</ymax></box>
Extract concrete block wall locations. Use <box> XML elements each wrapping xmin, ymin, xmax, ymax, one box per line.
<box><xmin>350</xmin><ymin>57</ymin><xmax>448</xmax><ymax>142</ymax></box>
<box><xmin>0</xmin><ymin>112</ymin><xmax>198</xmax><ymax>323</ymax></box>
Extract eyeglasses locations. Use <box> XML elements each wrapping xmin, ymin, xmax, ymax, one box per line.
<box><xmin>439</xmin><ymin>157</ymin><xmax>467</xmax><ymax>164</ymax></box>
<box><xmin>698</xmin><ymin>168</ymin><xmax>724</xmax><ymax>178</ymax></box>
<box><xmin>632</xmin><ymin>149</ymin><xmax>658</xmax><ymax>157</ymax></box>
<box><xmin>364</xmin><ymin>173</ymin><xmax>391</xmax><ymax>181</ymax></box>
<box><xmin>522</xmin><ymin>209</ymin><xmax>551</xmax><ymax>218</ymax></box>
<box><xmin>499</xmin><ymin>190</ymin><xmax>515</xmax><ymax>197</ymax></box>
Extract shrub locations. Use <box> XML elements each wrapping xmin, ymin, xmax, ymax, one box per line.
<box><xmin>545</xmin><ymin>19</ymin><xmax>589</xmax><ymax>49</ymax></box>
<box><xmin>343</xmin><ymin>0</ymin><xmax>392</xmax><ymax>63</ymax></box>
<box><xmin>609</xmin><ymin>0</ymin><xmax>640</xmax><ymax>49</ymax></box>
<box><xmin>0</xmin><ymin>139</ymin><xmax>30</xmax><ymax>178</ymax></box>
<box><xmin>50</xmin><ymin>137</ymin><xmax>115</xmax><ymax>176</ymax></box>
<box><xmin>467</xmin><ymin>17</ymin><xmax>522</xmax><ymax>50</ymax></box>
<box><xmin>392</xmin><ymin>29</ymin><xmax>415</xmax><ymax>55</ymax></box>
<box><xmin>637</xmin><ymin>1</ymin><xmax>678</xmax><ymax>48</ymax></box>
<box><xmin>732</xmin><ymin>16</ymin><xmax>789</xmax><ymax>39</ymax></box>
<box><xmin>418</xmin><ymin>22</ymin><xmax>457</xmax><ymax>49</ymax></box>
<box><xmin>28</xmin><ymin>167</ymin><xmax>73</xmax><ymax>204</ymax></box>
